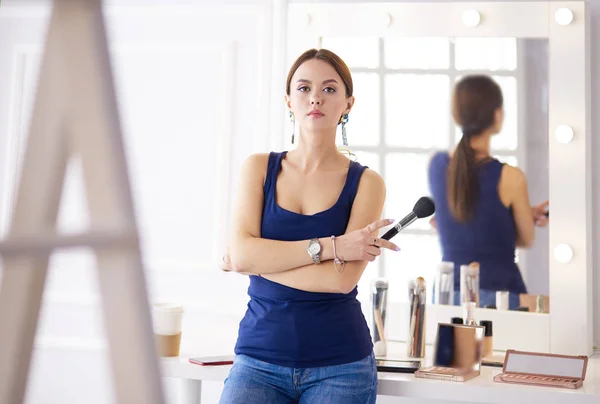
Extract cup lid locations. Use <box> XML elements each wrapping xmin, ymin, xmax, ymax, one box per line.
<box><xmin>451</xmin><ymin>317</ymin><xmax>464</xmax><ymax>324</ymax></box>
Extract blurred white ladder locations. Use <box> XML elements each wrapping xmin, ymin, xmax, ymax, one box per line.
<box><xmin>0</xmin><ymin>1</ymin><xmax>165</xmax><ymax>403</ymax></box>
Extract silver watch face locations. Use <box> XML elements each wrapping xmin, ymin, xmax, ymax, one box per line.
<box><xmin>309</xmin><ymin>242</ymin><xmax>320</xmax><ymax>255</ymax></box>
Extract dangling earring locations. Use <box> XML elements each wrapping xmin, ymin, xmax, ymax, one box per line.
<box><xmin>340</xmin><ymin>113</ymin><xmax>349</xmax><ymax>146</ymax></box>
<box><xmin>289</xmin><ymin>111</ymin><xmax>295</xmax><ymax>144</ymax></box>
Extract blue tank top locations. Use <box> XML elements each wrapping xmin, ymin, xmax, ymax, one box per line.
<box><xmin>428</xmin><ymin>152</ymin><xmax>526</xmax><ymax>294</ymax></box>
<box><xmin>234</xmin><ymin>151</ymin><xmax>373</xmax><ymax>368</ymax></box>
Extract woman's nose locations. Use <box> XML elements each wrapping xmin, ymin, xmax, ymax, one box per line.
<box><xmin>310</xmin><ymin>98</ymin><xmax>321</xmax><ymax>105</ymax></box>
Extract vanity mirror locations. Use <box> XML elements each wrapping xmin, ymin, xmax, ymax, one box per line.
<box><xmin>316</xmin><ymin>35</ymin><xmax>551</xmax><ymax>315</ymax></box>
<box><xmin>287</xmin><ymin>1</ymin><xmax>591</xmax><ymax>356</ymax></box>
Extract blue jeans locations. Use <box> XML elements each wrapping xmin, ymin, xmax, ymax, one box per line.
<box><xmin>219</xmin><ymin>352</ymin><xmax>378</xmax><ymax>404</ymax></box>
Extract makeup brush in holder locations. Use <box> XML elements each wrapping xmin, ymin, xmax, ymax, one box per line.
<box><xmin>371</xmin><ymin>278</ymin><xmax>389</xmax><ymax>356</ymax></box>
<box><xmin>408</xmin><ymin>277</ymin><xmax>426</xmax><ymax>358</ymax></box>
<box><xmin>434</xmin><ymin>261</ymin><xmax>454</xmax><ymax>305</ymax></box>
<box><xmin>460</xmin><ymin>262</ymin><xmax>480</xmax><ymax>307</ymax></box>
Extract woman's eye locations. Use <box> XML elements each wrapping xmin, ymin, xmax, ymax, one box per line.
<box><xmin>297</xmin><ymin>86</ymin><xmax>310</xmax><ymax>92</ymax></box>
<box><xmin>323</xmin><ymin>87</ymin><xmax>336</xmax><ymax>93</ymax></box>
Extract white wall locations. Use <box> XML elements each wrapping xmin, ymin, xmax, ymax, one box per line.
<box><xmin>589</xmin><ymin>0</ymin><xmax>600</xmax><ymax>355</ymax></box>
<box><xmin>0</xmin><ymin>1</ymin><xmax>278</xmax><ymax>403</ymax></box>
<box><xmin>0</xmin><ymin>1</ymin><xmax>597</xmax><ymax>404</ymax></box>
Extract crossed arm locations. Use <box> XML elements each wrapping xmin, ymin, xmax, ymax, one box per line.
<box><xmin>224</xmin><ymin>153</ymin><xmax>395</xmax><ymax>294</ymax></box>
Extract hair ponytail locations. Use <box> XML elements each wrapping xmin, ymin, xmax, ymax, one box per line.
<box><xmin>447</xmin><ymin>75</ymin><xmax>503</xmax><ymax>222</ymax></box>
<box><xmin>447</xmin><ymin>130</ymin><xmax>479</xmax><ymax>222</ymax></box>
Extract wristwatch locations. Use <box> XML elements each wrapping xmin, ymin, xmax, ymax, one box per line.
<box><xmin>307</xmin><ymin>238</ymin><xmax>322</xmax><ymax>264</ymax></box>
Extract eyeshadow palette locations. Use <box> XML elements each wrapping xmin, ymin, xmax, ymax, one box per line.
<box><xmin>493</xmin><ymin>350</ymin><xmax>588</xmax><ymax>389</ymax></box>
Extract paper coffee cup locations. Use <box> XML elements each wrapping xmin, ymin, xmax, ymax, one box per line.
<box><xmin>152</xmin><ymin>303</ymin><xmax>184</xmax><ymax>357</ymax></box>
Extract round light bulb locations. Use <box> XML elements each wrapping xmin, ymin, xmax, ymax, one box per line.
<box><xmin>462</xmin><ymin>10</ymin><xmax>481</xmax><ymax>27</ymax></box>
<box><xmin>384</xmin><ymin>13</ymin><xmax>393</xmax><ymax>28</ymax></box>
<box><xmin>555</xmin><ymin>8</ymin><xmax>574</xmax><ymax>26</ymax></box>
<box><xmin>555</xmin><ymin>125</ymin><xmax>574</xmax><ymax>144</ymax></box>
<box><xmin>554</xmin><ymin>244</ymin><xmax>574</xmax><ymax>264</ymax></box>
<box><xmin>305</xmin><ymin>14</ymin><xmax>312</xmax><ymax>27</ymax></box>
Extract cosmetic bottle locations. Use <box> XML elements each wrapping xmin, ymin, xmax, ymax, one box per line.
<box><xmin>480</xmin><ymin>320</ymin><xmax>493</xmax><ymax>357</ymax></box>
<box><xmin>496</xmin><ymin>290</ymin><xmax>509</xmax><ymax>311</ymax></box>
<box><xmin>463</xmin><ymin>301</ymin><xmax>477</xmax><ymax>325</ymax></box>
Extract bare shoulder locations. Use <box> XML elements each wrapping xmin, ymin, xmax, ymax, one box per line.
<box><xmin>242</xmin><ymin>153</ymin><xmax>270</xmax><ymax>171</ymax></box>
<box><xmin>499</xmin><ymin>163</ymin><xmax>527</xmax><ymax>207</ymax></box>
<box><xmin>239</xmin><ymin>153</ymin><xmax>270</xmax><ymax>180</ymax></box>
<box><xmin>501</xmin><ymin>163</ymin><xmax>527</xmax><ymax>189</ymax></box>
<box><xmin>357</xmin><ymin>168</ymin><xmax>386</xmax><ymax>197</ymax></box>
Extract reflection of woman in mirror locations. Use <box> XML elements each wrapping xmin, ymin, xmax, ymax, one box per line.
<box><xmin>428</xmin><ymin>75</ymin><xmax>549</xmax><ymax>310</ymax></box>
<box><xmin>218</xmin><ymin>48</ymin><xmax>399</xmax><ymax>404</ymax></box>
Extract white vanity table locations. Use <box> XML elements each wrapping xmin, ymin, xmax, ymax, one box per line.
<box><xmin>161</xmin><ymin>342</ymin><xmax>600</xmax><ymax>404</ymax></box>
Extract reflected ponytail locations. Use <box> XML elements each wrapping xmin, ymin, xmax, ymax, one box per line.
<box><xmin>447</xmin><ymin>127</ymin><xmax>480</xmax><ymax>222</ymax></box>
<box><xmin>447</xmin><ymin>75</ymin><xmax>503</xmax><ymax>222</ymax></box>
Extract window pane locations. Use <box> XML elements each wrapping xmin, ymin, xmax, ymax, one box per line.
<box><xmin>453</xmin><ymin>76</ymin><xmax>518</xmax><ymax>151</ymax></box>
<box><xmin>353</xmin><ymin>151</ymin><xmax>380</xmax><ymax>174</ymax></box>
<box><xmin>385</xmin><ymin>74</ymin><xmax>450</xmax><ymax>148</ymax></box>
<box><xmin>385</xmin><ymin>37</ymin><xmax>450</xmax><ymax>69</ymax></box>
<box><xmin>384</xmin><ymin>235</ymin><xmax>441</xmax><ymax>303</ymax></box>
<box><xmin>384</xmin><ymin>153</ymin><xmax>433</xmax><ymax>230</ymax></box>
<box><xmin>455</xmin><ymin>37</ymin><xmax>517</xmax><ymax>71</ymax></box>
<box><xmin>345</xmin><ymin>73</ymin><xmax>379</xmax><ymax>147</ymax></box>
<box><xmin>320</xmin><ymin>37</ymin><xmax>379</xmax><ymax>68</ymax></box>
<box><xmin>491</xmin><ymin>76</ymin><xmax>518</xmax><ymax>150</ymax></box>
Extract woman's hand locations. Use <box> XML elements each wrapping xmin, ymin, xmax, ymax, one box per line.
<box><xmin>220</xmin><ymin>253</ymin><xmax>233</xmax><ymax>272</ymax></box>
<box><xmin>333</xmin><ymin>218</ymin><xmax>400</xmax><ymax>262</ymax></box>
<box><xmin>429</xmin><ymin>216</ymin><xmax>437</xmax><ymax>230</ymax></box>
<box><xmin>532</xmin><ymin>200</ymin><xmax>549</xmax><ymax>227</ymax></box>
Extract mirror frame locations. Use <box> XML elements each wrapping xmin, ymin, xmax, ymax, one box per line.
<box><xmin>285</xmin><ymin>1</ymin><xmax>592</xmax><ymax>356</ymax></box>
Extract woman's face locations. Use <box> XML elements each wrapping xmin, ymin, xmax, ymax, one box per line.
<box><xmin>286</xmin><ymin>59</ymin><xmax>354</xmax><ymax>135</ymax></box>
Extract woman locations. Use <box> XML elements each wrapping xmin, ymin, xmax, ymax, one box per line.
<box><xmin>219</xmin><ymin>48</ymin><xmax>399</xmax><ymax>404</ymax></box>
<box><xmin>428</xmin><ymin>74</ymin><xmax>548</xmax><ymax>310</ymax></box>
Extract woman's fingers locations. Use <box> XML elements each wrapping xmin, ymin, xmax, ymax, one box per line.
<box><xmin>365</xmin><ymin>245</ymin><xmax>381</xmax><ymax>257</ymax></box>
<box><xmin>373</xmin><ymin>237</ymin><xmax>401</xmax><ymax>252</ymax></box>
<box><xmin>366</xmin><ymin>218</ymin><xmax>395</xmax><ymax>234</ymax></box>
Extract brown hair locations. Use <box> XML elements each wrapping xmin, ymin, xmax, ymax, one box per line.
<box><xmin>285</xmin><ymin>48</ymin><xmax>353</xmax><ymax>97</ymax></box>
<box><xmin>447</xmin><ymin>75</ymin><xmax>503</xmax><ymax>222</ymax></box>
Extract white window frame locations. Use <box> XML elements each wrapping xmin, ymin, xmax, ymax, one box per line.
<box><xmin>317</xmin><ymin>36</ymin><xmax>527</xmax><ymax>288</ymax></box>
